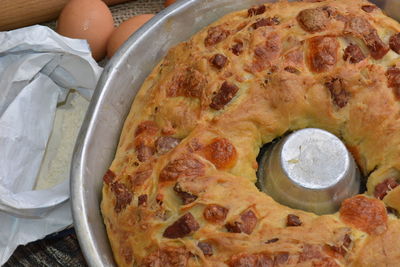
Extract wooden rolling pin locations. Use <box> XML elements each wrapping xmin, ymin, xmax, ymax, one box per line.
<box><xmin>0</xmin><ymin>0</ymin><xmax>131</xmax><ymax>31</ymax></box>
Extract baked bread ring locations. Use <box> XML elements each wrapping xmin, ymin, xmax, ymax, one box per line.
<box><xmin>101</xmin><ymin>0</ymin><xmax>400</xmax><ymax>266</ymax></box>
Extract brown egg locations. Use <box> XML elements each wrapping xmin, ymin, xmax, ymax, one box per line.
<box><xmin>107</xmin><ymin>14</ymin><xmax>155</xmax><ymax>59</ymax></box>
<box><xmin>57</xmin><ymin>0</ymin><xmax>115</xmax><ymax>61</ymax></box>
<box><xmin>164</xmin><ymin>0</ymin><xmax>177</xmax><ymax>7</ymax></box>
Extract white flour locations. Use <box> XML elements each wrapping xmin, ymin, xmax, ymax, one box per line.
<box><xmin>35</xmin><ymin>91</ymin><xmax>89</xmax><ymax>190</ymax></box>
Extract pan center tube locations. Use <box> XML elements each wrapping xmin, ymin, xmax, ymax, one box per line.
<box><xmin>258</xmin><ymin>128</ymin><xmax>361</xmax><ymax>215</ymax></box>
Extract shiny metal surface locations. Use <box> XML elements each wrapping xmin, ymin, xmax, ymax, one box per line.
<box><xmin>259</xmin><ymin>129</ymin><xmax>361</xmax><ymax>215</ymax></box>
<box><xmin>70</xmin><ymin>0</ymin><xmax>280</xmax><ymax>266</ymax></box>
<box><xmin>70</xmin><ymin>0</ymin><xmax>394</xmax><ymax>265</ymax></box>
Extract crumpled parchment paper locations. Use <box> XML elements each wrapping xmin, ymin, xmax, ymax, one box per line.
<box><xmin>0</xmin><ymin>25</ymin><xmax>102</xmax><ymax>264</ymax></box>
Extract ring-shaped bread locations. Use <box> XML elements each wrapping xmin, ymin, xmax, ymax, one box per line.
<box><xmin>101</xmin><ymin>0</ymin><xmax>400</xmax><ymax>266</ymax></box>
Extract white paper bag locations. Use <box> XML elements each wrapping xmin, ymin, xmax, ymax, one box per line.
<box><xmin>0</xmin><ymin>25</ymin><xmax>103</xmax><ymax>264</ymax></box>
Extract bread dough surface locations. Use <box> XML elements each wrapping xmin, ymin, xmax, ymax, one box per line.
<box><xmin>101</xmin><ymin>1</ymin><xmax>400</xmax><ymax>266</ymax></box>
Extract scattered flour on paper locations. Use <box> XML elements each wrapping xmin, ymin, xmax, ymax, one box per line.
<box><xmin>35</xmin><ymin>91</ymin><xmax>89</xmax><ymax>190</ymax></box>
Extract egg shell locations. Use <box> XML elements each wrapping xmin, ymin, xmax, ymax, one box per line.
<box><xmin>164</xmin><ymin>0</ymin><xmax>177</xmax><ymax>7</ymax></box>
<box><xmin>57</xmin><ymin>0</ymin><xmax>115</xmax><ymax>61</ymax></box>
<box><xmin>107</xmin><ymin>14</ymin><xmax>155</xmax><ymax>59</ymax></box>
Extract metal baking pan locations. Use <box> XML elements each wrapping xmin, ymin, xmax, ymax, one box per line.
<box><xmin>70</xmin><ymin>0</ymin><xmax>388</xmax><ymax>266</ymax></box>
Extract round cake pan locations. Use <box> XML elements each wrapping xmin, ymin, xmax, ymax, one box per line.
<box><xmin>70</xmin><ymin>0</ymin><xmax>279</xmax><ymax>266</ymax></box>
<box><xmin>70</xmin><ymin>0</ymin><xmax>385</xmax><ymax>266</ymax></box>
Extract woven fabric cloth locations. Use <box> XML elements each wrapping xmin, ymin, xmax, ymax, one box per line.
<box><xmin>110</xmin><ymin>0</ymin><xmax>165</xmax><ymax>26</ymax></box>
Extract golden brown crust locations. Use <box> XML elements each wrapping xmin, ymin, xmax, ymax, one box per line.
<box><xmin>101</xmin><ymin>0</ymin><xmax>400</xmax><ymax>266</ymax></box>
